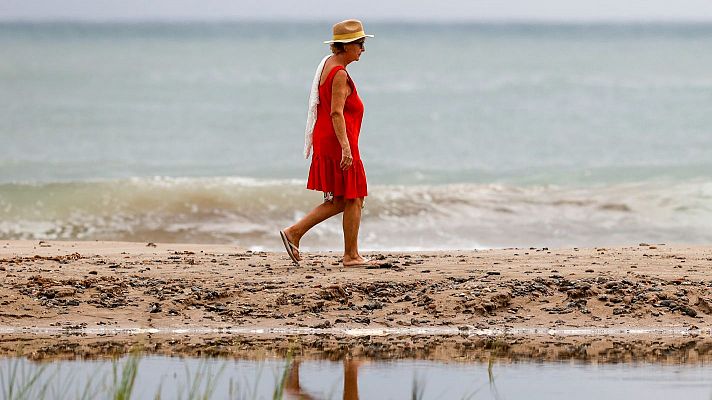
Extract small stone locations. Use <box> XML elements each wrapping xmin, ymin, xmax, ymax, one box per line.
<box><xmin>55</xmin><ymin>287</ymin><xmax>76</xmax><ymax>297</ymax></box>
<box><xmin>681</xmin><ymin>306</ymin><xmax>697</xmax><ymax>317</ymax></box>
<box><xmin>352</xmin><ymin>317</ymin><xmax>370</xmax><ymax>324</ymax></box>
<box><xmin>363</xmin><ymin>301</ymin><xmax>383</xmax><ymax>311</ymax></box>
<box><xmin>312</xmin><ymin>320</ymin><xmax>331</xmax><ymax>329</ymax></box>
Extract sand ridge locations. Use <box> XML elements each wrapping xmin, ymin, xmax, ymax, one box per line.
<box><xmin>1</xmin><ymin>240</ymin><xmax>711</xmax><ymax>361</ymax></box>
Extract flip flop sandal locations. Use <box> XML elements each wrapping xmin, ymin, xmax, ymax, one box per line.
<box><xmin>279</xmin><ymin>230</ymin><xmax>300</xmax><ymax>265</ymax></box>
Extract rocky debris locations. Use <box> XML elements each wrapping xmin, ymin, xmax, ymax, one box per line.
<box><xmin>142</xmin><ymin>282</ymin><xmax>182</xmax><ymax>300</ymax></box>
<box><xmin>695</xmin><ymin>297</ymin><xmax>712</xmax><ymax>314</ymax></box>
<box><xmin>562</xmin><ymin>282</ymin><xmax>596</xmax><ymax>300</ymax></box>
<box><xmin>654</xmin><ymin>299</ymin><xmax>697</xmax><ymax>317</ymax></box>
<box><xmin>307</xmin><ymin>301</ymin><xmax>325</xmax><ymax>313</ymax></box>
<box><xmin>91</xmin><ymin>286</ymin><xmax>130</xmax><ymax>309</ymax></box>
<box><xmin>17</xmin><ymin>275</ymin><xmax>97</xmax><ymax>308</ymax></box>
<box><xmin>0</xmin><ymin>253</ymin><xmax>82</xmax><ymax>264</ymax></box>
<box><xmin>276</xmin><ymin>293</ymin><xmax>304</xmax><ymax>306</ymax></box>
<box><xmin>351</xmin><ymin>281</ymin><xmax>421</xmax><ymax>299</ymax></box>
<box><xmin>544</xmin><ymin>298</ymin><xmax>590</xmax><ymax>315</ymax></box>
<box><xmin>365</xmin><ymin>261</ymin><xmax>402</xmax><ymax>270</ymax></box>
<box><xmin>311</xmin><ymin>320</ymin><xmax>331</xmax><ymax>329</ymax></box>
<box><xmin>542</xmin><ymin>305</ymin><xmax>573</xmax><ymax>314</ymax></box>
<box><xmin>39</xmin><ymin>286</ymin><xmax>76</xmax><ymax>299</ymax></box>
<box><xmin>320</xmin><ymin>285</ymin><xmax>349</xmax><ymax>302</ymax></box>
<box><xmin>509</xmin><ymin>278</ymin><xmax>552</xmax><ymax>297</ymax></box>
<box><xmin>362</xmin><ymin>301</ymin><xmax>384</xmax><ymax>311</ymax></box>
<box><xmin>42</xmin><ymin>298</ymin><xmax>81</xmax><ymax>307</ymax></box>
<box><xmin>461</xmin><ymin>291</ymin><xmax>512</xmax><ymax>315</ymax></box>
<box><xmin>205</xmin><ymin>303</ymin><xmax>228</xmax><ymax>314</ymax></box>
<box><xmin>415</xmin><ymin>294</ymin><xmax>435</xmax><ymax>308</ymax></box>
<box><xmin>3</xmin><ymin>246</ymin><xmax>712</xmax><ymax>333</ymax></box>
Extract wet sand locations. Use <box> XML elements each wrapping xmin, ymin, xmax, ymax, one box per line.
<box><xmin>1</xmin><ymin>240</ymin><xmax>711</xmax><ymax>362</ymax></box>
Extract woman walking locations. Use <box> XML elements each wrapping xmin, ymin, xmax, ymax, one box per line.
<box><xmin>280</xmin><ymin>19</ymin><xmax>375</xmax><ymax>267</ymax></box>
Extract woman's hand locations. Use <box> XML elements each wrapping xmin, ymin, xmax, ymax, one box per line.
<box><xmin>340</xmin><ymin>148</ymin><xmax>353</xmax><ymax>170</ymax></box>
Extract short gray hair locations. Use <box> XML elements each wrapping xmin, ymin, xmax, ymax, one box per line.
<box><xmin>330</xmin><ymin>42</ymin><xmax>346</xmax><ymax>54</ymax></box>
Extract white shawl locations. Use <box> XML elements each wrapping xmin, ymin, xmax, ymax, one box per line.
<box><xmin>303</xmin><ymin>55</ymin><xmax>331</xmax><ymax>159</ymax></box>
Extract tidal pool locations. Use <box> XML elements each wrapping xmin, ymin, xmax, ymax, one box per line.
<box><xmin>2</xmin><ymin>356</ymin><xmax>711</xmax><ymax>399</ymax></box>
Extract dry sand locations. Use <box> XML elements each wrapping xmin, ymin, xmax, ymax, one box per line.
<box><xmin>1</xmin><ymin>240</ymin><xmax>711</xmax><ymax>362</ymax></box>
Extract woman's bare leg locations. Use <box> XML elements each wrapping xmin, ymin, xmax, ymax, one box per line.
<box><xmin>283</xmin><ymin>197</ymin><xmax>345</xmax><ymax>260</ymax></box>
<box><xmin>342</xmin><ymin>197</ymin><xmax>366</xmax><ymax>265</ymax></box>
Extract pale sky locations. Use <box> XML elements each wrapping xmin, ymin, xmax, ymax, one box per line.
<box><xmin>2</xmin><ymin>0</ymin><xmax>712</xmax><ymax>22</ymax></box>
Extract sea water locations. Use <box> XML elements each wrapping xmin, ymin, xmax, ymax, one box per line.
<box><xmin>1</xmin><ymin>22</ymin><xmax>711</xmax><ymax>250</ymax></box>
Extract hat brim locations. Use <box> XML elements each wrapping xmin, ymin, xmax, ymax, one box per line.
<box><xmin>323</xmin><ymin>34</ymin><xmax>374</xmax><ymax>44</ymax></box>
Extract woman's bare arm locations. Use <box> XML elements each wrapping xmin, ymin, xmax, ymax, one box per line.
<box><xmin>330</xmin><ymin>70</ymin><xmax>353</xmax><ymax>170</ymax></box>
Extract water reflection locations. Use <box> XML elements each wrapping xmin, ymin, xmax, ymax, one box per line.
<box><xmin>286</xmin><ymin>359</ymin><xmax>362</xmax><ymax>400</ymax></box>
<box><xmin>2</xmin><ymin>356</ymin><xmax>712</xmax><ymax>399</ymax></box>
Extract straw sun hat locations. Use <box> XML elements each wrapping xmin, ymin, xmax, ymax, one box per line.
<box><xmin>323</xmin><ymin>19</ymin><xmax>374</xmax><ymax>44</ymax></box>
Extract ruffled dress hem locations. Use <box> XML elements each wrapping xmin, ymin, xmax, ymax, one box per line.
<box><xmin>306</xmin><ymin>155</ymin><xmax>368</xmax><ymax>199</ymax></box>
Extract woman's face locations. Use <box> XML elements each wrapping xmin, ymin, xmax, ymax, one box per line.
<box><xmin>345</xmin><ymin>39</ymin><xmax>365</xmax><ymax>61</ymax></box>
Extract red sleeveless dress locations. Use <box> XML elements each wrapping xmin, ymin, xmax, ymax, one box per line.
<box><xmin>306</xmin><ymin>65</ymin><xmax>368</xmax><ymax>199</ymax></box>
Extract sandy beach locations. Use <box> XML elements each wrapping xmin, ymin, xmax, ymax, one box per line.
<box><xmin>1</xmin><ymin>240</ymin><xmax>712</xmax><ymax>362</ymax></box>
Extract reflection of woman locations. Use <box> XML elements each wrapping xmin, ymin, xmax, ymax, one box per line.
<box><xmin>280</xmin><ymin>20</ymin><xmax>376</xmax><ymax>268</ymax></box>
<box><xmin>285</xmin><ymin>359</ymin><xmax>362</xmax><ymax>400</ymax></box>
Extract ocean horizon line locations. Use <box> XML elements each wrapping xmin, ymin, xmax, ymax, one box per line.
<box><xmin>2</xmin><ymin>18</ymin><xmax>712</xmax><ymax>26</ymax></box>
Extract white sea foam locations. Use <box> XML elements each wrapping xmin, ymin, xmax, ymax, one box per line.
<box><xmin>0</xmin><ymin>177</ymin><xmax>711</xmax><ymax>249</ymax></box>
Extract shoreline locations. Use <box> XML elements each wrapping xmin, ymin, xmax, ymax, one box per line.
<box><xmin>1</xmin><ymin>240</ymin><xmax>711</xmax><ymax>361</ymax></box>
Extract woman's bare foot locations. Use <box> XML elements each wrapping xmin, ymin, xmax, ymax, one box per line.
<box><xmin>282</xmin><ymin>228</ymin><xmax>302</xmax><ymax>261</ymax></box>
<box><xmin>342</xmin><ymin>255</ymin><xmax>379</xmax><ymax>267</ymax></box>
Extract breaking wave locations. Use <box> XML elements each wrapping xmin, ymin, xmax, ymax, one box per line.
<box><xmin>1</xmin><ymin>176</ymin><xmax>710</xmax><ymax>250</ymax></box>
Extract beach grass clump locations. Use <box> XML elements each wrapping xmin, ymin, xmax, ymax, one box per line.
<box><xmin>0</xmin><ymin>357</ymin><xmax>50</xmax><ymax>400</ymax></box>
<box><xmin>177</xmin><ymin>359</ymin><xmax>225</xmax><ymax>400</ymax></box>
<box><xmin>411</xmin><ymin>372</ymin><xmax>425</xmax><ymax>400</ymax></box>
<box><xmin>111</xmin><ymin>353</ymin><xmax>140</xmax><ymax>400</ymax></box>
<box><xmin>1</xmin><ymin>353</ymin><xmax>316</xmax><ymax>400</ymax></box>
